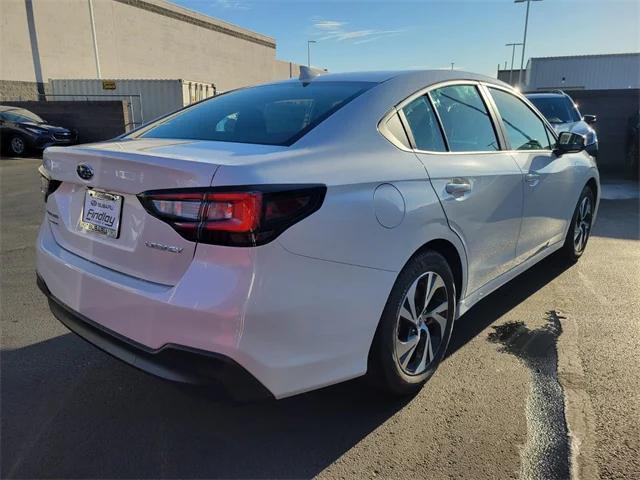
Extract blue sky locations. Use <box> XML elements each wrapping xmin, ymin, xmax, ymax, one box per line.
<box><xmin>173</xmin><ymin>0</ymin><xmax>640</xmax><ymax>76</ymax></box>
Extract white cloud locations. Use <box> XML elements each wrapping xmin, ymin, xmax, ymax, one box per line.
<box><xmin>313</xmin><ymin>20</ymin><xmax>345</xmax><ymax>31</ymax></box>
<box><xmin>213</xmin><ymin>0</ymin><xmax>250</xmax><ymax>10</ymax></box>
<box><xmin>311</xmin><ymin>19</ymin><xmax>406</xmax><ymax>45</ymax></box>
<box><xmin>353</xmin><ymin>30</ymin><xmax>404</xmax><ymax>45</ymax></box>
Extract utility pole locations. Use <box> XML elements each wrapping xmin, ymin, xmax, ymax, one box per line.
<box><xmin>451</xmin><ymin>62</ymin><xmax>454</xmax><ymax>71</ymax></box>
<box><xmin>307</xmin><ymin>40</ymin><xmax>317</xmax><ymax>67</ymax></box>
<box><xmin>514</xmin><ymin>0</ymin><xmax>542</xmax><ymax>88</ymax></box>
<box><xmin>505</xmin><ymin>42</ymin><xmax>523</xmax><ymax>86</ymax></box>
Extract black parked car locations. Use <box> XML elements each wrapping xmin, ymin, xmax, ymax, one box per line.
<box><xmin>0</xmin><ymin>106</ymin><xmax>77</xmax><ymax>156</ymax></box>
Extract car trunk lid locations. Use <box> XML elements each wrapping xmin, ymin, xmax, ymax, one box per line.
<box><xmin>42</xmin><ymin>139</ymin><xmax>222</xmax><ymax>285</ymax></box>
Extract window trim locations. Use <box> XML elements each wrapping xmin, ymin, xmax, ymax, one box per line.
<box><xmin>378</xmin><ymin>79</ymin><xmax>562</xmax><ymax>156</ymax></box>
<box><xmin>424</xmin><ymin>92</ymin><xmax>450</xmax><ymax>152</ymax></box>
<box><xmin>378</xmin><ymin>109</ymin><xmax>413</xmax><ymax>150</ymax></box>
<box><xmin>379</xmin><ymin>80</ymin><xmax>508</xmax><ymax>155</ymax></box>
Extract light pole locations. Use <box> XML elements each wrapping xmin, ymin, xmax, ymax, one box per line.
<box><xmin>514</xmin><ymin>0</ymin><xmax>542</xmax><ymax>88</ymax></box>
<box><xmin>505</xmin><ymin>42</ymin><xmax>523</xmax><ymax>86</ymax></box>
<box><xmin>307</xmin><ymin>40</ymin><xmax>317</xmax><ymax>67</ymax></box>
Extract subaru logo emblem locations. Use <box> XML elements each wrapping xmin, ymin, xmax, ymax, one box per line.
<box><xmin>77</xmin><ymin>164</ymin><xmax>94</xmax><ymax>180</ymax></box>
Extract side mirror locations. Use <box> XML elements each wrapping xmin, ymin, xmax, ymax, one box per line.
<box><xmin>554</xmin><ymin>131</ymin><xmax>586</xmax><ymax>155</ymax></box>
<box><xmin>583</xmin><ymin>114</ymin><xmax>597</xmax><ymax>124</ymax></box>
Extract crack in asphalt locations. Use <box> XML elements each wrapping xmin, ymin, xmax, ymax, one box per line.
<box><xmin>488</xmin><ymin>311</ymin><xmax>571</xmax><ymax>480</ymax></box>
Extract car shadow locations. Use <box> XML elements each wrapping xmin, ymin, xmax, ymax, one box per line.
<box><xmin>446</xmin><ymin>251</ymin><xmax>571</xmax><ymax>359</ymax></box>
<box><xmin>2</xmin><ymin>253</ymin><xmax>571</xmax><ymax>479</ymax></box>
<box><xmin>1</xmin><ymin>332</ymin><xmax>410</xmax><ymax>479</ymax></box>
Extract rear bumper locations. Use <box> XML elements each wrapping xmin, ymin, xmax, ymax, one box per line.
<box><xmin>37</xmin><ymin>273</ymin><xmax>273</xmax><ymax>400</ymax></box>
<box><xmin>36</xmin><ymin>219</ymin><xmax>396</xmax><ymax>398</ymax></box>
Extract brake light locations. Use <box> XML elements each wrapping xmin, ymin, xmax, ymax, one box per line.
<box><xmin>202</xmin><ymin>192</ymin><xmax>262</xmax><ymax>232</ymax></box>
<box><xmin>138</xmin><ymin>185</ymin><xmax>326</xmax><ymax>247</ymax></box>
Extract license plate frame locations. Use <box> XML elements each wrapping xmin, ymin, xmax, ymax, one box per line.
<box><xmin>79</xmin><ymin>189</ymin><xmax>123</xmax><ymax>239</ymax></box>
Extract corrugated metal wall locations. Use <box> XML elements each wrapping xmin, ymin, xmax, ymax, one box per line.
<box><xmin>526</xmin><ymin>53</ymin><xmax>640</xmax><ymax>91</ymax></box>
<box><xmin>48</xmin><ymin>79</ymin><xmax>215</xmax><ymax>127</ymax></box>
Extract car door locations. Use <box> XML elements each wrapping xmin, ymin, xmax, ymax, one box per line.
<box><xmin>485</xmin><ymin>86</ymin><xmax>580</xmax><ymax>261</ymax></box>
<box><xmin>401</xmin><ymin>83</ymin><xmax>524</xmax><ymax>295</ymax></box>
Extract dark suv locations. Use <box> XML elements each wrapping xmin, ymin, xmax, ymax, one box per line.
<box><xmin>525</xmin><ymin>91</ymin><xmax>598</xmax><ymax>158</ymax></box>
<box><xmin>0</xmin><ymin>106</ymin><xmax>77</xmax><ymax>156</ymax></box>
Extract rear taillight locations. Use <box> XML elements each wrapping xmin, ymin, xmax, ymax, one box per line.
<box><xmin>138</xmin><ymin>185</ymin><xmax>326</xmax><ymax>247</ymax></box>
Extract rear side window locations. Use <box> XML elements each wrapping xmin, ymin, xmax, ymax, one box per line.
<box><xmin>401</xmin><ymin>96</ymin><xmax>446</xmax><ymax>151</ymax></box>
<box><xmin>489</xmin><ymin>88</ymin><xmax>553</xmax><ymax>150</ymax></box>
<box><xmin>137</xmin><ymin>81</ymin><xmax>374</xmax><ymax>146</ymax></box>
<box><xmin>430</xmin><ymin>85</ymin><xmax>499</xmax><ymax>152</ymax></box>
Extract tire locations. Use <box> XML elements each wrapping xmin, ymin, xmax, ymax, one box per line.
<box><xmin>368</xmin><ymin>251</ymin><xmax>456</xmax><ymax>396</ymax></box>
<box><xmin>8</xmin><ymin>135</ymin><xmax>27</xmax><ymax>156</ymax></box>
<box><xmin>560</xmin><ymin>185</ymin><xmax>595</xmax><ymax>263</ymax></box>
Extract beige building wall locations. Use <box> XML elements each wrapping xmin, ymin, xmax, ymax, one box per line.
<box><xmin>273</xmin><ymin>59</ymin><xmax>303</xmax><ymax>80</ymax></box>
<box><xmin>0</xmin><ymin>0</ymin><xmax>308</xmax><ymax>91</ymax></box>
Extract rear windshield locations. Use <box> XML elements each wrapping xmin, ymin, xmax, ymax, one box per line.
<box><xmin>136</xmin><ymin>81</ymin><xmax>375</xmax><ymax>146</ymax></box>
<box><xmin>527</xmin><ymin>96</ymin><xmax>581</xmax><ymax>124</ymax></box>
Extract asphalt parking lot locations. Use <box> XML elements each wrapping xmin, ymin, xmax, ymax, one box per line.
<box><xmin>1</xmin><ymin>157</ymin><xmax>638</xmax><ymax>479</ymax></box>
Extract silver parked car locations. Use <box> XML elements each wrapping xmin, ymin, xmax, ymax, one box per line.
<box><xmin>37</xmin><ymin>70</ymin><xmax>599</xmax><ymax>398</ymax></box>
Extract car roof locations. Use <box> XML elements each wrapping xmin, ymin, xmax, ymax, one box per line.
<box><xmin>295</xmin><ymin>69</ymin><xmax>510</xmax><ymax>88</ymax></box>
<box><xmin>0</xmin><ymin>105</ymin><xmax>20</xmax><ymax>112</ymax></box>
<box><xmin>261</xmin><ymin>69</ymin><xmax>510</xmax><ymax>90</ymax></box>
<box><xmin>525</xmin><ymin>92</ymin><xmax>568</xmax><ymax>98</ymax></box>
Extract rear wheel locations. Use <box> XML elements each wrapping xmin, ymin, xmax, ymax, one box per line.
<box><xmin>368</xmin><ymin>251</ymin><xmax>456</xmax><ymax>395</ymax></box>
<box><xmin>560</xmin><ymin>185</ymin><xmax>595</xmax><ymax>263</ymax></box>
<box><xmin>9</xmin><ymin>135</ymin><xmax>27</xmax><ymax>156</ymax></box>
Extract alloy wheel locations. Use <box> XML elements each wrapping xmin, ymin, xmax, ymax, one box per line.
<box><xmin>395</xmin><ymin>271</ymin><xmax>449</xmax><ymax>376</ymax></box>
<box><xmin>573</xmin><ymin>196</ymin><xmax>592</xmax><ymax>253</ymax></box>
<box><xmin>10</xmin><ymin>137</ymin><xmax>25</xmax><ymax>155</ymax></box>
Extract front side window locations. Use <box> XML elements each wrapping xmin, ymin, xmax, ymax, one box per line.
<box><xmin>490</xmin><ymin>88</ymin><xmax>553</xmax><ymax>151</ymax></box>
<box><xmin>137</xmin><ymin>81</ymin><xmax>374</xmax><ymax>146</ymax></box>
<box><xmin>401</xmin><ymin>96</ymin><xmax>446</xmax><ymax>151</ymax></box>
<box><xmin>430</xmin><ymin>85</ymin><xmax>499</xmax><ymax>152</ymax></box>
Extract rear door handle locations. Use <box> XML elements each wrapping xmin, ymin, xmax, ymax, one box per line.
<box><xmin>445</xmin><ymin>178</ymin><xmax>472</xmax><ymax>195</ymax></box>
<box><xmin>525</xmin><ymin>172</ymin><xmax>541</xmax><ymax>185</ymax></box>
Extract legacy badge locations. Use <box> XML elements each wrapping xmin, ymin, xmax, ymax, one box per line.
<box><xmin>144</xmin><ymin>241</ymin><xmax>183</xmax><ymax>254</ymax></box>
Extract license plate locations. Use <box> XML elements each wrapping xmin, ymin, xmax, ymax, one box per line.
<box><xmin>80</xmin><ymin>189</ymin><xmax>123</xmax><ymax>238</ymax></box>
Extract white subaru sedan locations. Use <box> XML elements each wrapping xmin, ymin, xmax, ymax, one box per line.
<box><xmin>36</xmin><ymin>70</ymin><xmax>599</xmax><ymax>399</ymax></box>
